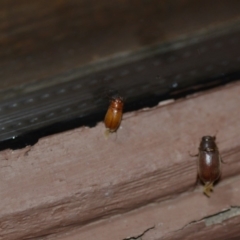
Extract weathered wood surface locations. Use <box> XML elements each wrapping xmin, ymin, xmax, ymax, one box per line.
<box><xmin>56</xmin><ymin>176</ymin><xmax>240</xmax><ymax>240</ymax></box>
<box><xmin>0</xmin><ymin>81</ymin><xmax>240</xmax><ymax>239</ymax></box>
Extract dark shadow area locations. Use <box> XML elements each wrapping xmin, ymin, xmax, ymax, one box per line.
<box><xmin>0</xmin><ymin>71</ymin><xmax>239</xmax><ymax>150</ymax></box>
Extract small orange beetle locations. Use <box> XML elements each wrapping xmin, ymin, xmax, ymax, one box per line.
<box><xmin>104</xmin><ymin>95</ymin><xmax>124</xmax><ymax>133</ymax></box>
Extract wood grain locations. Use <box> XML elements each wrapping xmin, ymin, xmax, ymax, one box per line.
<box><xmin>0</xmin><ymin>81</ymin><xmax>240</xmax><ymax>239</ymax></box>
<box><xmin>55</xmin><ymin>176</ymin><xmax>240</xmax><ymax>240</ymax></box>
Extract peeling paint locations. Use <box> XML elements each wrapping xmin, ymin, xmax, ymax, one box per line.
<box><xmin>174</xmin><ymin>206</ymin><xmax>240</xmax><ymax>233</ymax></box>
<box><xmin>205</xmin><ymin>206</ymin><xmax>240</xmax><ymax>226</ymax></box>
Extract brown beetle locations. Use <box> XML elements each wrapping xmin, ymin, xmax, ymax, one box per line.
<box><xmin>197</xmin><ymin>136</ymin><xmax>222</xmax><ymax>197</ymax></box>
<box><xmin>104</xmin><ymin>95</ymin><xmax>124</xmax><ymax>134</ymax></box>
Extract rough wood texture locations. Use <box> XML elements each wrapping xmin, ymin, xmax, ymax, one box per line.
<box><xmin>1</xmin><ymin>0</ymin><xmax>240</xmax><ymax>96</ymax></box>
<box><xmin>55</xmin><ymin>176</ymin><xmax>240</xmax><ymax>240</ymax></box>
<box><xmin>1</xmin><ymin>81</ymin><xmax>240</xmax><ymax>239</ymax></box>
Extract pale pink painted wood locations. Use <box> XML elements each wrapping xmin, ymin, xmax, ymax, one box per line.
<box><xmin>56</xmin><ymin>175</ymin><xmax>240</xmax><ymax>240</ymax></box>
<box><xmin>0</xmin><ymin>81</ymin><xmax>240</xmax><ymax>239</ymax></box>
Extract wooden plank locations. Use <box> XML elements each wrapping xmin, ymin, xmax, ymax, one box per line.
<box><xmin>1</xmin><ymin>0</ymin><xmax>240</xmax><ymax>94</ymax></box>
<box><xmin>0</xmin><ymin>81</ymin><xmax>240</xmax><ymax>239</ymax></box>
<box><xmin>55</xmin><ymin>176</ymin><xmax>240</xmax><ymax>240</ymax></box>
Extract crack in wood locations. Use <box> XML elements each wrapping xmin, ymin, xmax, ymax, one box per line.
<box><xmin>123</xmin><ymin>226</ymin><xmax>155</xmax><ymax>240</ymax></box>
<box><xmin>205</xmin><ymin>206</ymin><xmax>240</xmax><ymax>226</ymax></box>
<box><xmin>173</xmin><ymin>205</ymin><xmax>240</xmax><ymax>233</ymax></box>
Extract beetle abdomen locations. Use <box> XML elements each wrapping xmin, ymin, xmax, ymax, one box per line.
<box><xmin>104</xmin><ymin>96</ymin><xmax>124</xmax><ymax>133</ymax></box>
<box><xmin>104</xmin><ymin>108</ymin><xmax>122</xmax><ymax>132</ymax></box>
<box><xmin>197</xmin><ymin>136</ymin><xmax>222</xmax><ymax>197</ymax></box>
<box><xmin>198</xmin><ymin>151</ymin><xmax>221</xmax><ymax>183</ymax></box>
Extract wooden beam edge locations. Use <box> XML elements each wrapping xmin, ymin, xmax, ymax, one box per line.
<box><xmin>0</xmin><ymin>81</ymin><xmax>240</xmax><ymax>239</ymax></box>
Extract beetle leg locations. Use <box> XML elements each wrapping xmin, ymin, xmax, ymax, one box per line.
<box><xmin>188</xmin><ymin>151</ymin><xmax>199</xmax><ymax>157</ymax></box>
<box><xmin>203</xmin><ymin>182</ymin><xmax>213</xmax><ymax>197</ymax></box>
<box><xmin>220</xmin><ymin>157</ymin><xmax>227</xmax><ymax>164</ymax></box>
<box><xmin>104</xmin><ymin>129</ymin><xmax>110</xmax><ymax>139</ymax></box>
